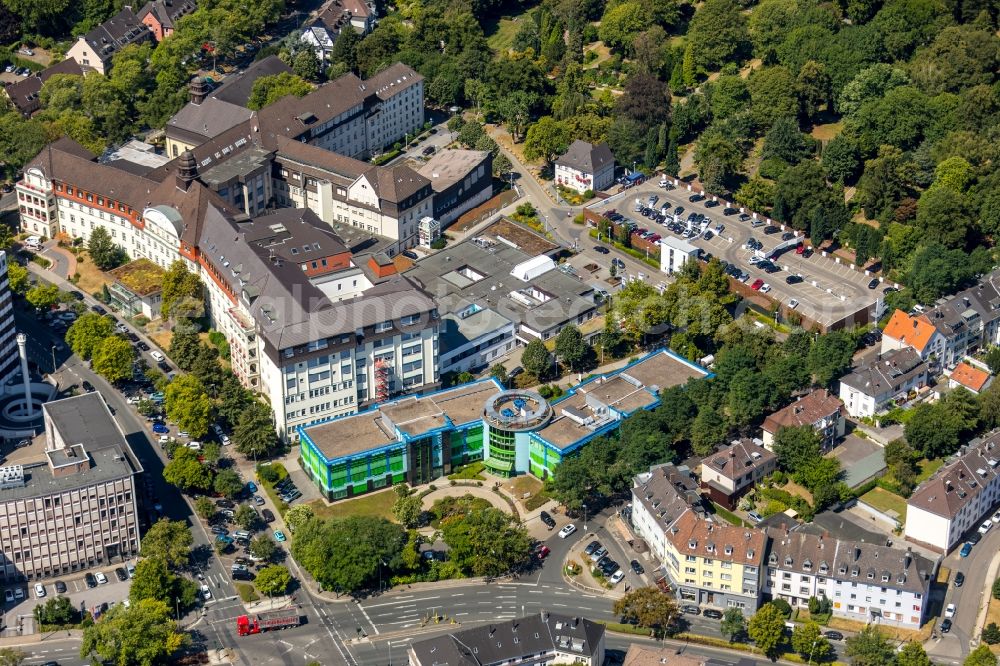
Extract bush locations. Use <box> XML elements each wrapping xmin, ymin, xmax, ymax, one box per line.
<box><xmin>992</xmin><ymin>577</ymin><xmax>1000</xmax><ymax>600</ymax></box>
<box><xmin>235</xmin><ymin>582</ymin><xmax>259</xmax><ymax>603</ymax></box>
<box><xmin>771</xmin><ymin>598</ymin><xmax>792</xmax><ymax>619</ymax></box>
<box><xmin>448</xmin><ymin>462</ymin><xmax>486</xmax><ymax>480</ymax></box>
<box><xmin>983</xmin><ymin>623</ymin><xmax>1000</xmax><ymax>645</ymax></box>
<box><xmin>430</xmin><ymin>237</ymin><xmax>447</xmax><ymax>250</ymax></box>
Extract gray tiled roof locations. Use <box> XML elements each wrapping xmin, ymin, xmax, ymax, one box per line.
<box><xmin>839</xmin><ymin>348</ymin><xmax>927</xmax><ymax>395</ymax></box>
<box><xmin>555</xmin><ymin>140</ymin><xmax>614</xmax><ymax>174</ymax></box>
<box><xmin>923</xmin><ymin>269</ymin><xmax>1000</xmax><ymax>338</ymax></box>
<box><xmin>81</xmin><ymin>7</ymin><xmax>151</xmax><ymax>60</ymax></box>
<box><xmin>210</xmin><ymin>55</ymin><xmax>292</xmax><ymax>107</ymax></box>
<box><xmin>908</xmin><ymin>430</ymin><xmax>1000</xmax><ymax>519</ymax></box>
<box><xmin>702</xmin><ymin>438</ymin><xmax>775</xmax><ymax>482</ymax></box>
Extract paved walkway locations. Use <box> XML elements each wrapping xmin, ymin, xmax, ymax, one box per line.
<box><xmin>38</xmin><ymin>239</ymin><xmax>76</xmax><ymax>280</ymax></box>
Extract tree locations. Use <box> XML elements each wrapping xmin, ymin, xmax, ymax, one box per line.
<box><xmin>169</xmin><ymin>330</ymin><xmax>201</xmax><ymax>371</ymax></box>
<box><xmin>33</xmin><ymin>595</ymin><xmax>77</xmax><ymax>626</ymax></box>
<box><xmin>915</xmin><ymin>186</ymin><xmax>973</xmax><ymax>249</ymax></box>
<box><xmin>329</xmin><ymin>24</ymin><xmax>359</xmax><ymax>71</ymax></box>
<box><xmin>292</xmin><ymin>49</ymin><xmax>320</xmax><ymax>81</ymax></box>
<box><xmin>234</xmin><ymin>401</ymin><xmax>279</xmax><ymax>459</ymax></box>
<box><xmin>139</xmin><ymin>519</ymin><xmax>192</xmax><ymax>569</ymax></box>
<box><xmin>747</xmin><ymin>603</ymin><xmax>786</xmax><ymax>658</ymax></box>
<box><xmin>255</xmin><ymin>564</ymin><xmax>292</xmax><ymax>597</ymax></box>
<box><xmin>598</xmin><ymin>1</ymin><xmax>646</xmax><ymax>53</ymax></box>
<box><xmin>773</xmin><ymin>426</ymin><xmax>822</xmax><ymax>475</ymax></box>
<box><xmin>214</xmin><ymin>469</ymin><xmax>245</xmax><ymax>499</ymax></box>
<box><xmin>735</xmin><ymin>177</ymin><xmax>776</xmax><ymax>214</ymax></box>
<box><xmin>807</xmin><ymin>331</ymin><xmax>855</xmax><ymax>386</ymax></box>
<box><xmin>613</xmin><ymin>587</ymin><xmax>679</xmax><ymax>635</ymax></box>
<box><xmin>845</xmin><ymin>626</ymin><xmax>895</xmax><ymax>666</ymax></box>
<box><xmin>822</xmin><ymin>134</ymin><xmax>862</xmax><ymax>185</ymax></box>
<box><xmin>391</xmin><ymin>484</ymin><xmax>422</xmax><ymax>528</ymax></box>
<box><xmin>442</xmin><ymin>505</ymin><xmax>533</xmax><ymax>577</ymax></box>
<box><xmin>195</xmin><ymin>497</ymin><xmax>216</xmax><ymax>520</ymax></box>
<box><xmin>85</xmin><ymin>227</ymin><xmax>128</xmax><ymax>270</ymax></box>
<box><xmin>690</xmin><ymin>407</ymin><xmax>726</xmax><ymax>456</ymax></box>
<box><xmin>163</xmin><ymin>447</ymin><xmax>214</xmax><ymax>493</ymax></box>
<box><xmin>249</xmin><ymin>534</ymin><xmax>278</xmax><ymax>562</ymax></box>
<box><xmin>284</xmin><ymin>504</ymin><xmax>314</xmax><ymax>533</ymax></box>
<box><xmin>687</xmin><ymin>0</ymin><xmax>750</xmax><ymax>72</ymax></box>
<box><xmin>160</xmin><ymin>261</ymin><xmax>203</xmax><ymax>320</ymax></box>
<box><xmin>129</xmin><ymin>558</ymin><xmax>179</xmax><ymax>605</ymax></box>
<box><xmin>521</xmin><ymin>339</ymin><xmax>554</xmax><ymax>380</ymax></box>
<box><xmin>165</xmin><ymin>374</ymin><xmax>212</xmax><ymax>439</ymax></box>
<box><xmin>92</xmin><ymin>335</ymin><xmax>134</xmax><ymax>383</ymax></box>
<box><xmin>66</xmin><ymin>312</ymin><xmax>115</xmax><ymax>360</ymax></box>
<box><xmin>792</xmin><ymin>622</ymin><xmax>832</xmax><ymax>661</ymax></box>
<box><xmin>897</xmin><ymin>642</ymin><xmax>934</xmax><ymax>666</ymax></box>
<box><xmin>217</xmin><ymin>372</ymin><xmax>254</xmax><ymax>427</ymax></box>
<box><xmin>26</xmin><ymin>283</ymin><xmax>61</xmax><ymax>311</ymax></box>
<box><xmin>905</xmin><ymin>402</ymin><xmax>964</xmax><ymax>458</ymax></box>
<box><xmin>720</xmin><ymin>607</ymin><xmax>747</xmax><ymax>642</ymax></box>
<box><xmin>983</xmin><ymin>624</ymin><xmax>1000</xmax><ymax>646</ymax></box>
<box><xmin>291</xmin><ymin>515</ymin><xmax>406</xmax><ymax>593</ymax></box>
<box><xmin>80</xmin><ymin>599</ymin><xmax>188</xmax><ymax>666</ymax></box>
<box><xmin>6</xmin><ymin>262</ymin><xmax>28</xmax><ymax>295</ymax></box>
<box><xmin>694</xmin><ymin>133</ymin><xmax>743</xmax><ymax>194</ymax></box>
<box><xmin>523</xmin><ymin>116</ymin><xmax>570</xmax><ymax>164</ymax></box>
<box><xmin>247</xmin><ymin>72</ymin><xmax>312</xmax><ymax>110</ymax></box>
<box><xmin>554</xmin><ymin>325</ymin><xmax>590</xmax><ymax>372</ymax></box>
<box><xmin>966</xmin><ymin>645</ymin><xmax>998</xmax><ymax>666</ymax></box>
<box><xmin>748</xmin><ymin>66</ymin><xmax>799</xmax><ymax>129</ymax></box>
<box><xmin>762</xmin><ymin>117</ymin><xmax>813</xmax><ymax>165</ymax></box>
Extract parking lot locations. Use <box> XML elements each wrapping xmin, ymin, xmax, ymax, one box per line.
<box><xmin>590</xmin><ymin>182</ymin><xmax>889</xmax><ymax>328</ymax></box>
<box><xmin>2</xmin><ymin>564</ymin><xmax>136</xmax><ymax>632</ymax></box>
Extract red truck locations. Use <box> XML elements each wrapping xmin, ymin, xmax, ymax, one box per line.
<box><xmin>236</xmin><ymin>608</ymin><xmax>301</xmax><ymax>636</ymax></box>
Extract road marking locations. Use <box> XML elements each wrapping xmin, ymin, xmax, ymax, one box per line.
<box><xmin>356</xmin><ymin>599</ymin><xmax>379</xmax><ymax>635</ymax></box>
<box><xmin>553</xmin><ymin>603</ymin><xmax>568</xmax><ymax>607</ymax></box>
<box><xmin>365</xmin><ymin>596</ymin><xmax>438</xmax><ymax>608</ymax></box>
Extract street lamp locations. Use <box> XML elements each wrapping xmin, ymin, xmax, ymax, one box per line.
<box><xmin>50</xmin><ymin>344</ymin><xmax>56</xmax><ymax>373</ymax></box>
<box><xmin>582</xmin><ymin>503</ymin><xmax>588</xmax><ymax>533</ymax></box>
<box><xmin>807</xmin><ymin>637</ymin><xmax>819</xmax><ymax>665</ymax></box>
<box><xmin>174</xmin><ymin>597</ymin><xmax>180</xmax><ymax>621</ymax></box>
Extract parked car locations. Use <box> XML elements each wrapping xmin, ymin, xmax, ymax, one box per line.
<box><xmin>979</xmin><ymin>519</ymin><xmax>993</xmax><ymax>534</ymax></box>
<box><xmin>558</xmin><ymin>524</ymin><xmax>577</xmax><ymax>538</ymax></box>
<box><xmin>945</xmin><ymin>603</ymin><xmax>956</xmax><ymax>618</ymax></box>
<box><xmin>954</xmin><ymin>572</ymin><xmax>965</xmax><ymax>587</ymax></box>
<box><xmin>941</xmin><ymin>618</ymin><xmax>952</xmax><ymax>633</ymax></box>
<box><xmin>536</xmin><ymin>545</ymin><xmax>550</xmax><ymax>560</ymax></box>
<box><xmin>788</xmin><ymin>299</ymin><xmax>800</xmax><ymax>310</ymax></box>
<box><xmin>34</xmin><ymin>583</ymin><xmax>45</xmax><ymax>598</ymax></box>
<box><xmin>824</xmin><ymin>631</ymin><xmax>844</xmax><ymax>641</ymax></box>
<box><xmin>3</xmin><ymin>590</ymin><xmax>12</xmax><ymax>602</ymax></box>
<box><xmin>681</xmin><ymin>605</ymin><xmax>701</xmax><ymax>615</ymax></box>
<box><xmin>85</xmin><ymin>573</ymin><xmax>97</xmax><ymax>588</ymax></box>
<box><xmin>785</xmin><ymin>275</ymin><xmax>803</xmax><ymax>284</ymax></box>
<box><xmin>751</xmin><ymin>279</ymin><xmax>765</xmax><ymax>291</ymax></box>
<box><xmin>584</xmin><ymin>540</ymin><xmax>601</xmax><ymax>557</ymax></box>
<box><xmin>703</xmin><ymin>609</ymin><xmax>723</xmax><ymax>619</ymax></box>
<box><xmin>115</xmin><ymin>567</ymin><xmax>128</xmax><ymax>582</ymax></box>
<box><xmin>590</xmin><ymin>546</ymin><xmax>608</xmax><ymax>563</ymax></box>
<box><xmin>95</xmin><ymin>572</ymin><xmax>108</xmax><ymax>585</ymax></box>
<box><xmin>262</xmin><ymin>509</ymin><xmax>276</xmax><ymax>523</ymax></box>
<box><xmin>54</xmin><ymin>580</ymin><xmax>67</xmax><ymax>594</ymax></box>
<box><xmin>82</xmin><ymin>380</ymin><xmax>95</xmax><ymax>392</ymax></box>
<box><xmin>960</xmin><ymin>542</ymin><xmax>973</xmax><ymax>557</ymax></box>
<box><xmin>609</xmin><ymin>570</ymin><xmax>625</xmax><ymax>585</ymax></box>
<box><xmin>539</xmin><ymin>511</ymin><xmax>556</xmax><ymax>529</ymax></box>
<box><xmin>868</xmin><ymin>278</ymin><xmax>880</xmax><ymax>290</ymax></box>
<box><xmin>152</xmin><ymin>422</ymin><xmax>169</xmax><ymax>434</ymax></box>
<box><xmin>274</xmin><ymin>530</ymin><xmax>287</xmax><ymax>542</ymax></box>
<box><xmin>150</xmin><ymin>350</ymin><xmax>165</xmax><ymax>362</ymax></box>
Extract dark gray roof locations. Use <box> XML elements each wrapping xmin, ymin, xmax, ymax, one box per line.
<box><xmin>702</xmin><ymin>438</ymin><xmax>775</xmax><ymax>482</ymax></box>
<box><xmin>81</xmin><ymin>7</ymin><xmax>151</xmax><ymax>61</ymax></box>
<box><xmin>43</xmin><ymin>392</ymin><xmax>128</xmax><ymax>453</ymax></box>
<box><xmin>633</xmin><ymin>463</ymin><xmax>706</xmax><ymax>526</ymax></box>
<box><xmin>839</xmin><ymin>348</ymin><xmax>927</xmax><ymax>395</ymax></box>
<box><xmin>137</xmin><ymin>0</ymin><xmax>197</xmax><ymax>31</ymax></box>
<box><xmin>166</xmin><ymin>96</ymin><xmax>254</xmax><ymax>142</ymax></box>
<box><xmin>4</xmin><ymin>58</ymin><xmax>84</xmax><ymax>117</ymax></box>
<box><xmin>924</xmin><ymin>269</ymin><xmax>1000</xmax><ymax>339</ymax></box>
<box><xmin>908</xmin><ymin>430</ymin><xmax>1000</xmax><ymax>519</ymax></box>
<box><xmin>210</xmin><ymin>55</ymin><xmax>293</xmax><ymax>106</ymax></box>
<box><xmin>555</xmin><ymin>140</ymin><xmax>614</xmax><ymax>174</ymax></box>
<box><xmin>409</xmin><ymin>613</ymin><xmax>604</xmax><ymax>666</ymax></box>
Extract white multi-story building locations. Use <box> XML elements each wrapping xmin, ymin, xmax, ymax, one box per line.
<box><xmin>0</xmin><ymin>393</ymin><xmax>142</xmax><ymax>582</ymax></box>
<box><xmin>838</xmin><ymin>348</ymin><xmax>929</xmax><ymax>418</ymax></box>
<box><xmin>0</xmin><ymin>251</ymin><xmax>18</xmax><ymax>385</ymax></box>
<box><xmin>905</xmin><ymin>431</ymin><xmax>1000</xmax><ymax>553</ymax></box>
<box><xmin>764</xmin><ymin>529</ymin><xmax>934</xmax><ymax>629</ymax></box>
<box><xmin>554</xmin><ymin>140</ymin><xmax>615</xmax><ymax>194</ymax></box>
<box><xmin>18</xmin><ymin>142</ymin><xmax>440</xmax><ymax>440</ymax></box>
<box><xmin>660</xmin><ymin>236</ymin><xmax>699</xmax><ymax>276</ymax></box>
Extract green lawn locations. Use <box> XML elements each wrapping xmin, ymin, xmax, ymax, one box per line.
<box><xmin>711</xmin><ymin>502</ymin><xmax>748</xmax><ymax>527</ymax></box>
<box><xmin>860</xmin><ymin>486</ymin><xmax>907</xmax><ymax>520</ymax></box>
<box><xmin>915</xmin><ymin>458</ymin><xmax>944</xmax><ymax>484</ymax></box>
<box><xmin>487</xmin><ymin>16</ymin><xmax>524</xmax><ymax>51</ymax></box>
<box><xmin>305</xmin><ymin>488</ymin><xmax>398</xmax><ymax>523</ymax></box>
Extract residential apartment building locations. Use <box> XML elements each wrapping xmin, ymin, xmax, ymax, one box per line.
<box><xmin>137</xmin><ymin>0</ymin><xmax>197</xmax><ymax>41</ymax></box>
<box><xmin>65</xmin><ymin>7</ymin><xmax>153</xmax><ymax>75</ymax></box>
<box><xmin>0</xmin><ymin>393</ymin><xmax>142</xmax><ymax>582</ymax></box>
<box><xmin>18</xmin><ymin>141</ymin><xmax>440</xmax><ymax>440</ymax></box>
<box><xmin>408</xmin><ymin>613</ymin><xmax>605</xmax><ymax>666</ymax></box>
<box><xmin>700</xmin><ymin>439</ymin><xmax>776</xmax><ymax>509</ymax></box>
<box><xmin>881</xmin><ymin>310</ymin><xmax>947</xmax><ymax>366</ymax></box>
<box><xmin>761</xmin><ymin>389</ymin><xmax>845</xmax><ymax>450</ymax></box>
<box><xmin>905</xmin><ymin>431</ymin><xmax>1000</xmax><ymax>553</ymax></box>
<box><xmin>838</xmin><ymin>348</ymin><xmax>929</xmax><ymax>418</ymax></box>
<box><xmin>764</xmin><ymin>529</ymin><xmax>934</xmax><ymax>629</ymax></box>
<box><xmin>554</xmin><ymin>140</ymin><xmax>615</xmax><ymax>194</ymax></box>
<box><xmin>947</xmin><ymin>361</ymin><xmax>992</xmax><ymax>395</ymax></box>
<box><xmin>301</xmin><ymin>0</ymin><xmax>377</xmax><ymax>61</ymax></box>
<box><xmin>2</xmin><ymin>58</ymin><xmax>85</xmax><ymax>118</ymax></box>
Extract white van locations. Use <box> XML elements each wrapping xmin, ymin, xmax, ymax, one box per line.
<box><xmin>658</xmin><ymin>176</ymin><xmax>668</xmax><ymax>188</ymax></box>
<box><xmin>24</xmin><ymin>236</ymin><xmax>42</xmax><ymax>250</ymax></box>
<box><xmin>234</xmin><ymin>530</ymin><xmax>251</xmax><ymax>540</ymax></box>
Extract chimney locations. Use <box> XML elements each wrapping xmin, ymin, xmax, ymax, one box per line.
<box><xmin>176</xmin><ymin>150</ymin><xmax>198</xmax><ymax>191</ymax></box>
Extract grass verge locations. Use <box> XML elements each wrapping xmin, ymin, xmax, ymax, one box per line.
<box><xmin>236</xmin><ymin>582</ymin><xmax>259</xmax><ymax>603</ymax></box>
<box><xmin>448</xmin><ymin>461</ymin><xmax>485</xmax><ymax>480</ymax></box>
<box><xmin>304</xmin><ymin>487</ymin><xmax>398</xmax><ymax>522</ymax></box>
<box><xmin>859</xmin><ymin>486</ymin><xmax>907</xmax><ymax>521</ymax></box>
<box><xmin>711</xmin><ymin>502</ymin><xmax>747</xmax><ymax>527</ymax></box>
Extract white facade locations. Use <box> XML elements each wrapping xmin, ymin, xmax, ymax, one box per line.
<box><xmin>902</xmin><ymin>504</ymin><xmax>955</xmax><ymax>553</ymax></box>
<box><xmin>301</xmin><ymin>27</ymin><xmax>335</xmax><ymax>62</ymax></box>
<box><xmin>660</xmin><ymin>237</ymin><xmax>699</xmax><ymax>275</ymax></box>
<box><xmin>366</xmin><ymin>80</ymin><xmax>424</xmax><ymax>154</ymax></box>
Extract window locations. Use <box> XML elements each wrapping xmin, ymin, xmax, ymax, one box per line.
<box><xmin>375</xmin><ymin>321</ymin><xmax>393</xmax><ymax>333</ymax></box>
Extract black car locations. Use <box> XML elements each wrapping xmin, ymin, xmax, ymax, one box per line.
<box><xmin>867</xmin><ymin>278</ymin><xmax>880</xmax><ymax>289</ymax></box>
<box><xmin>115</xmin><ymin>567</ymin><xmax>128</xmax><ymax>582</ymax></box>
<box><xmin>584</xmin><ymin>540</ymin><xmax>601</xmax><ymax>556</ymax></box>
<box><xmin>823</xmin><ymin>630</ymin><xmax>844</xmax><ymax>641</ymax></box>
<box><xmin>540</xmin><ymin>511</ymin><xmax>556</xmax><ymax>529</ymax></box>
<box><xmin>82</xmin><ymin>380</ymin><xmax>95</xmax><ymax>392</ymax></box>
<box><xmin>211</xmin><ymin>526</ymin><xmax>228</xmax><ymax>536</ymax></box>
<box><xmin>802</xmin><ymin>248</ymin><xmax>814</xmax><ymax>258</ymax></box>
<box><xmin>739</xmin><ymin>213</ymin><xmax>751</xmax><ymax>222</ymax></box>
<box><xmin>785</xmin><ymin>275</ymin><xmax>803</xmax><ymax>285</ymax></box>
<box><xmin>763</xmin><ymin>225</ymin><xmax>779</xmax><ymax>235</ymax></box>
<box><xmin>630</xmin><ymin>559</ymin><xmax>644</xmax><ymax>575</ymax></box>
<box><xmin>723</xmin><ymin>207</ymin><xmax>738</xmax><ymax>216</ymax></box>
<box><xmin>127</xmin><ymin>332</ymin><xmax>140</xmax><ymax>343</ymax></box>
<box><xmin>232</xmin><ymin>569</ymin><xmax>254</xmax><ymax>581</ymax></box>
<box><xmin>681</xmin><ymin>605</ymin><xmax>701</xmax><ymax>615</ymax></box>
<box><xmin>422</xmin><ymin>146</ymin><xmax>436</xmax><ymax>156</ymax></box>
<box><xmin>157</xmin><ymin>360</ymin><xmax>171</xmax><ymax>372</ymax></box>
<box><xmin>781</xmin><ymin>232</ymin><xmax>794</xmax><ymax>241</ymax></box>
<box><xmin>85</xmin><ymin>573</ymin><xmax>97</xmax><ymax>588</ymax></box>
<box><xmin>763</xmin><ymin>263</ymin><xmax>781</xmax><ymax>274</ymax></box>
<box><xmin>262</xmin><ymin>508</ymin><xmax>276</xmax><ymax>523</ymax></box>
<box><xmin>54</xmin><ymin>580</ymin><xmax>67</xmax><ymax>594</ymax></box>
<box><xmin>673</xmin><ymin>206</ymin><xmax>684</xmax><ymax>216</ymax></box>
<box><xmin>955</xmin><ymin>571</ymin><xmax>965</xmax><ymax>587</ymax></box>
<box><xmin>137</xmin><ymin>341</ymin><xmax>150</xmax><ymax>351</ymax></box>
<box><xmin>968</xmin><ymin>532</ymin><xmax>983</xmax><ymax>545</ymax></box>
<box><xmin>215</xmin><ymin>499</ymin><xmax>235</xmax><ymax>508</ymax></box>
<box><xmin>940</xmin><ymin>618</ymin><xmax>952</xmax><ymax>633</ymax></box>
<box><xmin>599</xmin><ymin>560</ymin><xmax>620</xmax><ymax>576</ymax></box>
<box><xmin>704</xmin><ymin>200</ymin><xmax>719</xmax><ymax>208</ymax></box>
<box><xmin>703</xmin><ymin>609</ymin><xmax>723</xmax><ymax>619</ymax></box>
<box><xmin>69</xmin><ymin>291</ymin><xmax>84</xmax><ymax>301</ymax></box>
<box><xmin>688</xmin><ymin>194</ymin><xmax>704</xmax><ymax>202</ymax></box>
<box><xmin>594</xmin><ymin>246</ymin><xmax>610</xmax><ymax>255</ymax></box>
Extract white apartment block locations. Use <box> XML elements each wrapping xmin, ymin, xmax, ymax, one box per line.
<box><xmin>905</xmin><ymin>431</ymin><xmax>1000</xmax><ymax>553</ymax></box>
<box><xmin>764</xmin><ymin>530</ymin><xmax>934</xmax><ymax>629</ymax></box>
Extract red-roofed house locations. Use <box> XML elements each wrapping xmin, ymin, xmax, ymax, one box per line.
<box><xmin>948</xmin><ymin>362</ymin><xmax>992</xmax><ymax>395</ymax></box>
<box><xmin>761</xmin><ymin>389</ymin><xmax>846</xmax><ymax>450</ymax></box>
<box><xmin>881</xmin><ymin>309</ymin><xmax>946</xmax><ymax>363</ymax></box>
